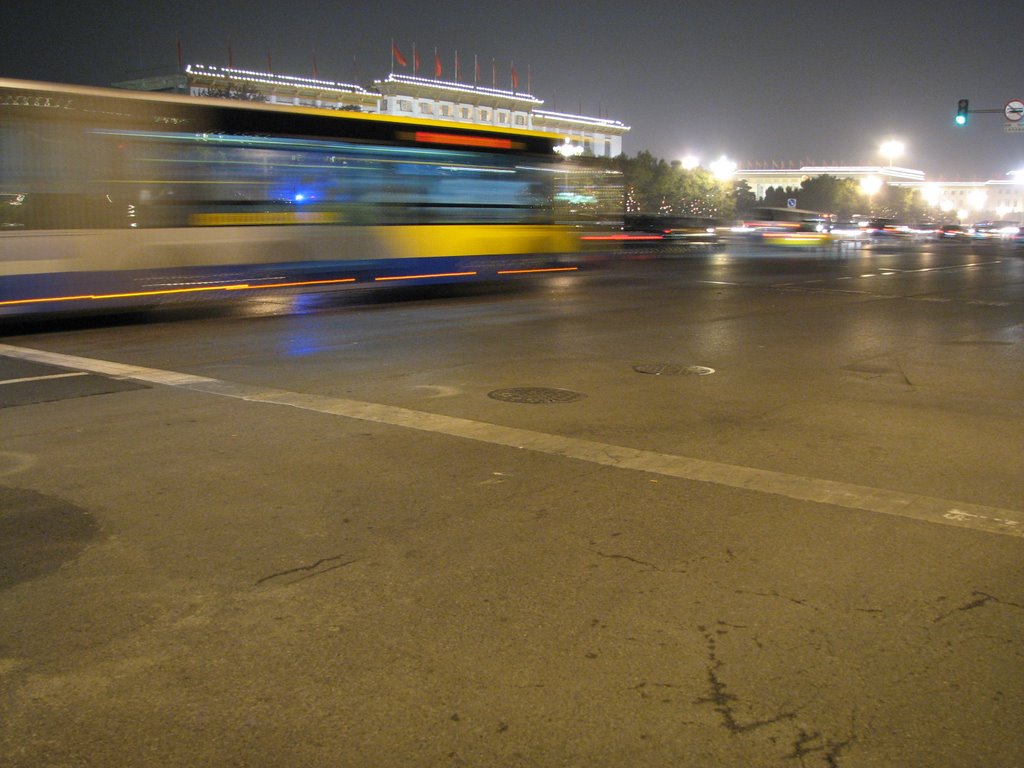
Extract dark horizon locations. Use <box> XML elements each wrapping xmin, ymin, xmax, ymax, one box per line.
<box><xmin>2</xmin><ymin>0</ymin><xmax>1022</xmax><ymax>181</ymax></box>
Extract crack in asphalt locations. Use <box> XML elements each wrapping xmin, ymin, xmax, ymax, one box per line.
<box><xmin>255</xmin><ymin>555</ymin><xmax>360</xmax><ymax>586</ymax></box>
<box><xmin>594</xmin><ymin>550</ymin><xmax>661</xmax><ymax>571</ymax></box>
<box><xmin>694</xmin><ymin>625</ymin><xmax>797</xmax><ymax>735</ymax></box>
<box><xmin>786</xmin><ymin>727</ymin><xmax>854</xmax><ymax>767</ymax></box>
<box><xmin>693</xmin><ymin>624</ymin><xmax>860</xmax><ymax>765</ymax></box>
<box><xmin>934</xmin><ymin>590</ymin><xmax>1024</xmax><ymax>623</ymax></box>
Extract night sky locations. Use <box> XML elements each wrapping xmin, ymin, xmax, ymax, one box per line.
<box><xmin>3</xmin><ymin>0</ymin><xmax>1022</xmax><ymax>180</ymax></box>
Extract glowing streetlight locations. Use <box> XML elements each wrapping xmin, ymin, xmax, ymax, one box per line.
<box><xmin>920</xmin><ymin>183</ymin><xmax>941</xmax><ymax>206</ymax></box>
<box><xmin>880</xmin><ymin>140</ymin><xmax>904</xmax><ymax>168</ymax></box>
<box><xmin>680</xmin><ymin>154</ymin><xmax>700</xmax><ymax>170</ymax></box>
<box><xmin>860</xmin><ymin>175</ymin><xmax>882</xmax><ymax>196</ymax></box>
<box><xmin>554</xmin><ymin>137</ymin><xmax>584</xmax><ymax>158</ymax></box>
<box><xmin>709</xmin><ymin>155</ymin><xmax>736</xmax><ymax>181</ymax></box>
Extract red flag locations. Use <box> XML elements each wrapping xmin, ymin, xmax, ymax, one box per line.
<box><xmin>434</xmin><ymin>49</ymin><xmax>442</xmax><ymax>78</ymax></box>
<box><xmin>392</xmin><ymin>42</ymin><xmax>408</xmax><ymax>68</ymax></box>
<box><xmin>511</xmin><ymin>64</ymin><xmax>519</xmax><ymax>91</ymax></box>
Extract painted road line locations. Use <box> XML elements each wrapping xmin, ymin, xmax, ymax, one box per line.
<box><xmin>1</xmin><ymin>343</ymin><xmax>1021</xmax><ymax>539</ymax></box>
<box><xmin>0</xmin><ymin>372</ymin><xmax>89</xmax><ymax>386</ymax></box>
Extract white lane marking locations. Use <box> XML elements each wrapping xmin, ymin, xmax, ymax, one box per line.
<box><xmin>1</xmin><ymin>343</ymin><xmax>1021</xmax><ymax>538</ymax></box>
<box><xmin>900</xmin><ymin>260</ymin><xmax>1001</xmax><ymax>273</ymax></box>
<box><xmin>0</xmin><ymin>371</ymin><xmax>90</xmax><ymax>386</ymax></box>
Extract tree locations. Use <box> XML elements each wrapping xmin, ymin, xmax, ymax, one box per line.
<box><xmin>730</xmin><ymin>180</ymin><xmax>756</xmax><ymax>214</ymax></box>
<box><xmin>873</xmin><ymin>185</ymin><xmax>925</xmax><ymax>220</ymax></box>
<box><xmin>612</xmin><ymin>152</ymin><xmax>737</xmax><ymax>219</ymax></box>
<box><xmin>796</xmin><ymin>175</ymin><xmax>863</xmax><ymax>218</ymax></box>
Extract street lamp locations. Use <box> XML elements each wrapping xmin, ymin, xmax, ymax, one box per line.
<box><xmin>880</xmin><ymin>140</ymin><xmax>904</xmax><ymax>168</ymax></box>
<box><xmin>860</xmin><ymin>175</ymin><xmax>882</xmax><ymax>214</ymax></box>
<box><xmin>709</xmin><ymin>155</ymin><xmax>736</xmax><ymax>181</ymax></box>
<box><xmin>860</xmin><ymin>175</ymin><xmax>882</xmax><ymax>196</ymax></box>
<box><xmin>554</xmin><ymin>137</ymin><xmax>584</xmax><ymax>158</ymax></box>
<box><xmin>680</xmin><ymin>154</ymin><xmax>700</xmax><ymax>170</ymax></box>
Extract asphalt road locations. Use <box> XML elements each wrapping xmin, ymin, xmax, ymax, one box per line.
<box><xmin>2</xmin><ymin>241</ymin><xmax>1022</xmax><ymax>767</ymax></box>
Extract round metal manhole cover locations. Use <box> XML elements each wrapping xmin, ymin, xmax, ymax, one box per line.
<box><xmin>487</xmin><ymin>387</ymin><xmax>586</xmax><ymax>404</ymax></box>
<box><xmin>633</xmin><ymin>363</ymin><xmax>716</xmax><ymax>376</ymax></box>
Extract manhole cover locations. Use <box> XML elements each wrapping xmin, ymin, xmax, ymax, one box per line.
<box><xmin>487</xmin><ymin>387</ymin><xmax>586</xmax><ymax>404</ymax></box>
<box><xmin>633</xmin><ymin>364</ymin><xmax>716</xmax><ymax>376</ymax></box>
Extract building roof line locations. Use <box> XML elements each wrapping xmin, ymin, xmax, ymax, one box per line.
<box><xmin>187</xmin><ymin>64</ymin><xmax>372</xmax><ymax>95</ymax></box>
<box><xmin>374</xmin><ymin>73</ymin><xmax>544</xmax><ymax>104</ymax></box>
<box><xmin>533</xmin><ymin>109</ymin><xmax>630</xmax><ymax>129</ymax></box>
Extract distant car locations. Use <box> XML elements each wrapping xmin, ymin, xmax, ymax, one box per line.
<box><xmin>864</xmin><ymin>218</ymin><xmax>910</xmax><ymax>238</ymax></box>
<box><xmin>622</xmin><ymin>214</ymin><xmax>719</xmax><ymax>246</ymax></box>
<box><xmin>937</xmin><ymin>224</ymin><xmax>969</xmax><ymax>239</ymax></box>
<box><xmin>970</xmin><ymin>221</ymin><xmax>1021</xmax><ymax>239</ymax></box>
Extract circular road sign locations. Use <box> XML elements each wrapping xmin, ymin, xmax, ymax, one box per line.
<box><xmin>1005</xmin><ymin>100</ymin><xmax>1024</xmax><ymax>122</ymax></box>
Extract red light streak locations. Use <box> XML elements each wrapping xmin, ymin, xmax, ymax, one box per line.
<box><xmin>413</xmin><ymin>131</ymin><xmax>514</xmax><ymax>149</ymax></box>
<box><xmin>580</xmin><ymin>234</ymin><xmax>664</xmax><ymax>241</ymax></box>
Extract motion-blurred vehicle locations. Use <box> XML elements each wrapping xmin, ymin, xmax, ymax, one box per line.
<box><xmin>733</xmin><ymin>206</ymin><xmax>834</xmax><ymax>246</ymax></box>
<box><xmin>621</xmin><ymin>214</ymin><xmax>719</xmax><ymax>246</ymax></box>
<box><xmin>0</xmin><ymin>77</ymin><xmax>622</xmax><ymax>317</ymax></box>
<box><xmin>970</xmin><ymin>221</ymin><xmax>1021</xmax><ymax>239</ymax></box>
<box><xmin>863</xmin><ymin>218</ymin><xmax>911</xmax><ymax>239</ymax></box>
<box><xmin>937</xmin><ymin>223</ymin><xmax>970</xmax><ymax>239</ymax></box>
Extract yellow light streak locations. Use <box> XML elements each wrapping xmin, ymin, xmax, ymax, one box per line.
<box><xmin>496</xmin><ymin>266</ymin><xmax>579</xmax><ymax>275</ymax></box>
<box><xmin>373</xmin><ymin>271</ymin><xmax>477</xmax><ymax>282</ymax></box>
<box><xmin>0</xmin><ymin>277</ymin><xmax>357</xmax><ymax>307</ymax></box>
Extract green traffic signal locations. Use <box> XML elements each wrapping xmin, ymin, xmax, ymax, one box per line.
<box><xmin>955</xmin><ymin>99</ymin><xmax>969</xmax><ymax>126</ymax></box>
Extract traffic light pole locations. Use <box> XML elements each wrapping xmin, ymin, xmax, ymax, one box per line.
<box><xmin>955</xmin><ymin>98</ymin><xmax>1016</xmax><ymax>126</ymax></box>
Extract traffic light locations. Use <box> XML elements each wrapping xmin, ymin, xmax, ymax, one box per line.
<box><xmin>955</xmin><ymin>99</ymin><xmax>969</xmax><ymax>126</ymax></box>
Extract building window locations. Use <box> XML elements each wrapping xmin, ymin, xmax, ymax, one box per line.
<box><xmin>514</xmin><ymin>114</ymin><xmax>526</xmax><ymax>126</ymax></box>
<box><xmin>478</xmin><ymin>108</ymin><xmax>491</xmax><ymax>122</ymax></box>
<box><xmin>398</xmin><ymin>99</ymin><xmax>412</xmax><ymax>112</ymax></box>
<box><xmin>420</xmin><ymin>102</ymin><xmax>433</xmax><ymax>115</ymax></box>
<box><xmin>439</xmin><ymin>104</ymin><xmax>450</xmax><ymax>116</ymax></box>
<box><xmin>460</xmin><ymin>106</ymin><xmax>471</xmax><ymax>119</ymax></box>
<box><xmin>497</xmin><ymin>111</ymin><xmax>508</xmax><ymax>124</ymax></box>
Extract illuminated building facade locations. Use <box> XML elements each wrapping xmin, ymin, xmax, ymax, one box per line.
<box><xmin>735</xmin><ymin>165</ymin><xmax>1024</xmax><ymax>222</ymax></box>
<box><xmin>116</xmin><ymin>65</ymin><xmax>630</xmax><ymax>158</ymax></box>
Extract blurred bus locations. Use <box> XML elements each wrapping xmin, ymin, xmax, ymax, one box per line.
<box><xmin>0</xmin><ymin>78</ymin><xmax>619</xmax><ymax>316</ymax></box>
